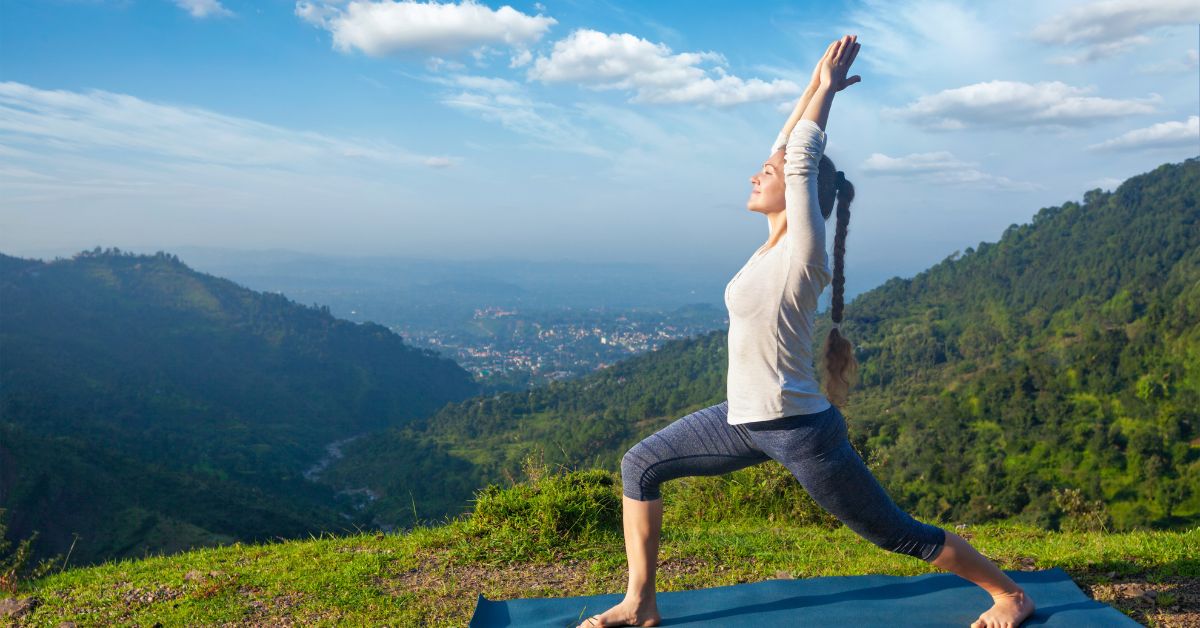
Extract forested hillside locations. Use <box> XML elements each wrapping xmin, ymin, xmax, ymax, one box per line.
<box><xmin>0</xmin><ymin>249</ymin><xmax>480</xmax><ymax>566</ymax></box>
<box><xmin>320</xmin><ymin>330</ymin><xmax>728</xmax><ymax>527</ymax></box>
<box><xmin>843</xmin><ymin>159</ymin><xmax>1199</xmax><ymax>530</ymax></box>
<box><xmin>329</xmin><ymin>158</ymin><xmax>1199</xmax><ymax>532</ymax></box>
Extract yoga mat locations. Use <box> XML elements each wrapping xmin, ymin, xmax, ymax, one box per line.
<box><xmin>469</xmin><ymin>568</ymin><xmax>1137</xmax><ymax>627</ymax></box>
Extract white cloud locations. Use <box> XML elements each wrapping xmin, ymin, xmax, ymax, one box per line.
<box><xmin>1033</xmin><ymin>0</ymin><xmax>1200</xmax><ymax>62</ymax></box>
<box><xmin>509</xmin><ymin>48</ymin><xmax>532</xmax><ymax>68</ymax></box>
<box><xmin>528</xmin><ymin>29</ymin><xmax>801</xmax><ymax>106</ymax></box>
<box><xmin>861</xmin><ymin>151</ymin><xmax>1039</xmax><ymax>191</ymax></box>
<box><xmin>296</xmin><ymin>0</ymin><xmax>556</xmax><ymax>57</ymax></box>
<box><xmin>1139</xmin><ymin>48</ymin><xmax>1200</xmax><ymax>74</ymax></box>
<box><xmin>0</xmin><ymin>81</ymin><xmax>447</xmax><ymax>171</ymax></box>
<box><xmin>427</xmin><ymin>73</ymin><xmax>519</xmax><ymax>93</ymax></box>
<box><xmin>1088</xmin><ymin>116</ymin><xmax>1200</xmax><ymax>151</ymax></box>
<box><xmin>891</xmin><ymin>80</ymin><xmax>1158</xmax><ymax>129</ymax></box>
<box><xmin>0</xmin><ymin>82</ymin><xmax>475</xmax><ymax>256</ymax></box>
<box><xmin>842</xmin><ymin>0</ymin><xmax>1001</xmax><ymax>79</ymax></box>
<box><xmin>862</xmin><ymin>151</ymin><xmax>971</xmax><ymax>174</ymax></box>
<box><xmin>437</xmin><ymin>85</ymin><xmax>608</xmax><ymax>158</ymax></box>
<box><xmin>426</xmin><ymin>56</ymin><xmax>467</xmax><ymax>72</ymax></box>
<box><xmin>174</xmin><ymin>0</ymin><xmax>233</xmax><ymax>19</ymax></box>
<box><xmin>1086</xmin><ymin>177</ymin><xmax>1124</xmax><ymax>190</ymax></box>
<box><xmin>1047</xmin><ymin>35</ymin><xmax>1150</xmax><ymax>65</ymax></box>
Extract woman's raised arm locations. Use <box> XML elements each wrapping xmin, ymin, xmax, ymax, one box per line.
<box><xmin>802</xmin><ymin>35</ymin><xmax>860</xmax><ymax>131</ymax></box>
<box><xmin>782</xmin><ymin>35</ymin><xmax>860</xmax><ymax>269</ymax></box>
<box><xmin>771</xmin><ymin>37</ymin><xmax>860</xmax><ymax>153</ymax></box>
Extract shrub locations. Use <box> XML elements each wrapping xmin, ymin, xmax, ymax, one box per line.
<box><xmin>1053</xmin><ymin>487</ymin><xmax>1112</xmax><ymax>533</ymax></box>
<box><xmin>1</xmin><ymin>508</ymin><xmax>58</xmax><ymax>594</ymax></box>
<box><xmin>665</xmin><ymin>462</ymin><xmax>839</xmax><ymax>528</ymax></box>
<box><xmin>456</xmin><ymin>453</ymin><xmax>622</xmax><ymax>562</ymax></box>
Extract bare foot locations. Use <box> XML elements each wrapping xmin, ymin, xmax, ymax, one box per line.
<box><xmin>575</xmin><ymin>597</ymin><xmax>661</xmax><ymax>628</ymax></box>
<box><xmin>970</xmin><ymin>589</ymin><xmax>1036</xmax><ymax>628</ymax></box>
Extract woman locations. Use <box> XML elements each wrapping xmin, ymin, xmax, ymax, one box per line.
<box><xmin>578</xmin><ymin>36</ymin><xmax>1037</xmax><ymax>628</ymax></box>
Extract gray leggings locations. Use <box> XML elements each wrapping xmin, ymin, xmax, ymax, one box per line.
<box><xmin>621</xmin><ymin>400</ymin><xmax>946</xmax><ymax>562</ymax></box>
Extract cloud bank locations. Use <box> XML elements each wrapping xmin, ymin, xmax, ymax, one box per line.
<box><xmin>861</xmin><ymin>151</ymin><xmax>1039</xmax><ymax>191</ymax></box>
<box><xmin>1089</xmin><ymin>116</ymin><xmax>1200</xmax><ymax>151</ymax></box>
<box><xmin>892</xmin><ymin>80</ymin><xmax>1158</xmax><ymax>129</ymax></box>
<box><xmin>1033</xmin><ymin>0</ymin><xmax>1200</xmax><ymax>64</ymax></box>
<box><xmin>0</xmin><ymin>81</ymin><xmax>449</xmax><ymax>169</ymax></box>
<box><xmin>296</xmin><ymin>0</ymin><xmax>556</xmax><ymax>56</ymax></box>
<box><xmin>528</xmin><ymin>29</ymin><xmax>801</xmax><ymax>106</ymax></box>
<box><xmin>174</xmin><ymin>0</ymin><xmax>233</xmax><ymax>19</ymax></box>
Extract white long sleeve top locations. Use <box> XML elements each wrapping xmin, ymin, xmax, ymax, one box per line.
<box><xmin>723</xmin><ymin>119</ymin><xmax>834</xmax><ymax>424</ymax></box>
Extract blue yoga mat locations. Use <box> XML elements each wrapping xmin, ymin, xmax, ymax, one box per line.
<box><xmin>469</xmin><ymin>568</ymin><xmax>1137</xmax><ymax>627</ymax></box>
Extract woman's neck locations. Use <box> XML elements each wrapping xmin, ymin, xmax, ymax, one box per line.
<box><xmin>764</xmin><ymin>211</ymin><xmax>788</xmax><ymax>249</ymax></box>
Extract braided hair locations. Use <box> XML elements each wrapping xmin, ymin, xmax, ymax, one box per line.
<box><xmin>816</xmin><ymin>155</ymin><xmax>858</xmax><ymax>408</ymax></box>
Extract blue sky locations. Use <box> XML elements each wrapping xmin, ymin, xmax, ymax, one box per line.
<box><xmin>1</xmin><ymin>0</ymin><xmax>1197</xmax><ymax>289</ymax></box>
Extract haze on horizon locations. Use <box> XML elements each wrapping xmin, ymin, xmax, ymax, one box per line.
<box><xmin>1</xmin><ymin>0</ymin><xmax>1197</xmax><ymax>284</ymax></box>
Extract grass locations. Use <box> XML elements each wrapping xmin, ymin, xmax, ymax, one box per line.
<box><xmin>6</xmin><ymin>461</ymin><xmax>1199</xmax><ymax>626</ymax></box>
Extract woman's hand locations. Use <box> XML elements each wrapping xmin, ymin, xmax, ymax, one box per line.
<box><xmin>818</xmin><ymin>35</ymin><xmax>861</xmax><ymax>92</ymax></box>
<box><xmin>799</xmin><ymin>35</ymin><xmax>860</xmax><ymax>131</ymax></box>
<box><xmin>782</xmin><ymin>36</ymin><xmax>861</xmax><ymax>140</ymax></box>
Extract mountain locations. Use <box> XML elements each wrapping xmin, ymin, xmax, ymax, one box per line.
<box><xmin>319</xmin><ymin>329</ymin><xmax>728</xmax><ymax>527</ymax></box>
<box><xmin>0</xmin><ymin>248</ymin><xmax>480</xmax><ymax>565</ymax></box>
<box><xmin>328</xmin><ymin>158</ymin><xmax>1199</xmax><ymax>532</ymax></box>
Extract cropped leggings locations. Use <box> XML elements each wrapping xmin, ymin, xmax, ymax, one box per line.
<box><xmin>621</xmin><ymin>400</ymin><xmax>946</xmax><ymax>562</ymax></box>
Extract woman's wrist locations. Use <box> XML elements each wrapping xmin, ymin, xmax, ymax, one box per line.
<box><xmin>800</xmin><ymin>84</ymin><xmax>836</xmax><ymax>130</ymax></box>
<box><xmin>788</xmin><ymin>83</ymin><xmax>818</xmax><ymax>116</ymax></box>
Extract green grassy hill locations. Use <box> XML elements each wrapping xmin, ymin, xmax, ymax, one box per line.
<box><xmin>0</xmin><ymin>249</ymin><xmax>481</xmax><ymax>566</ymax></box>
<box><xmin>5</xmin><ymin>463</ymin><xmax>1198</xmax><ymax>626</ymax></box>
<box><xmin>328</xmin><ymin>158</ymin><xmax>1200</xmax><ymax>533</ymax></box>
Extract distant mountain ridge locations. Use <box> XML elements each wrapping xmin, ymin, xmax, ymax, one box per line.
<box><xmin>0</xmin><ymin>248</ymin><xmax>480</xmax><ymax>565</ymax></box>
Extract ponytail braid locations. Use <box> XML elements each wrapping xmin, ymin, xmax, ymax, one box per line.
<box><xmin>817</xmin><ymin>157</ymin><xmax>859</xmax><ymax>408</ymax></box>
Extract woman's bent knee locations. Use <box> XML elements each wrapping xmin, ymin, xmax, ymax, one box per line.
<box><xmin>621</xmin><ymin>446</ymin><xmax>661</xmax><ymax>501</ymax></box>
<box><xmin>871</xmin><ymin>522</ymin><xmax>946</xmax><ymax>562</ymax></box>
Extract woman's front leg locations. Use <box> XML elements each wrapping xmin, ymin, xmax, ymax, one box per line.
<box><xmin>578</xmin><ymin>401</ymin><xmax>766</xmax><ymax>627</ymax></box>
<box><xmin>622</xmin><ymin>495</ymin><xmax>664</xmax><ymax>616</ymax></box>
<box><xmin>575</xmin><ymin>496</ymin><xmax>663</xmax><ymax>628</ymax></box>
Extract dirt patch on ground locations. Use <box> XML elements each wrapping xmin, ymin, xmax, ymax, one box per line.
<box><xmin>120</xmin><ymin>583</ymin><xmax>186</xmax><ymax>606</ymax></box>
<box><xmin>384</xmin><ymin>551</ymin><xmax>611</xmax><ymax>597</ymax></box>
<box><xmin>1083</xmin><ymin>577</ymin><xmax>1200</xmax><ymax>627</ymax></box>
<box><xmin>382</xmin><ymin>551</ymin><xmax>715</xmax><ymax>601</ymax></box>
<box><xmin>224</xmin><ymin>586</ymin><xmax>311</xmax><ymax>628</ymax></box>
<box><xmin>0</xmin><ymin>596</ymin><xmax>39</xmax><ymax>620</ymax></box>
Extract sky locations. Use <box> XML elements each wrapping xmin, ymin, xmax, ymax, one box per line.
<box><xmin>1</xmin><ymin>0</ymin><xmax>1198</xmax><ymax>286</ymax></box>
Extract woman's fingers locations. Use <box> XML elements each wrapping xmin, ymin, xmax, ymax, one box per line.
<box><xmin>837</xmin><ymin>35</ymin><xmax>854</xmax><ymax>61</ymax></box>
<box><xmin>821</xmin><ymin>35</ymin><xmax>860</xmax><ymax>88</ymax></box>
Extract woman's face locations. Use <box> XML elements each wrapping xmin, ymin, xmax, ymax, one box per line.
<box><xmin>747</xmin><ymin>149</ymin><xmax>786</xmax><ymax>214</ymax></box>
